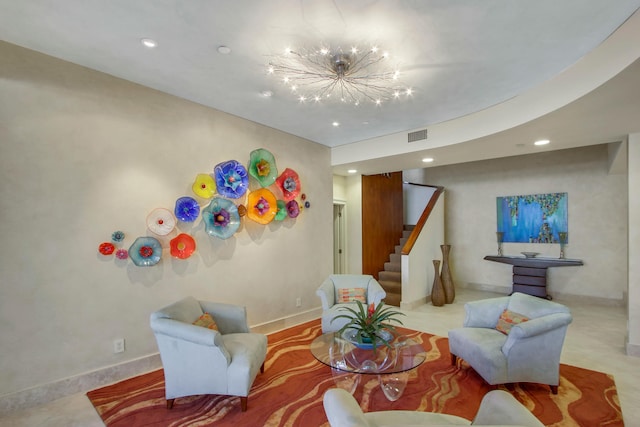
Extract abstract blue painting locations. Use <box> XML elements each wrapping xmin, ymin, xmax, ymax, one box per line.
<box><xmin>496</xmin><ymin>193</ymin><xmax>568</xmax><ymax>243</ymax></box>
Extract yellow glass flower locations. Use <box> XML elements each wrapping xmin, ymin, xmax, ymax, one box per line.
<box><xmin>192</xmin><ymin>173</ymin><xmax>216</xmax><ymax>199</ymax></box>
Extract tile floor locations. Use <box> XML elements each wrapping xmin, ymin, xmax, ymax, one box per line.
<box><xmin>1</xmin><ymin>288</ymin><xmax>638</xmax><ymax>426</ymax></box>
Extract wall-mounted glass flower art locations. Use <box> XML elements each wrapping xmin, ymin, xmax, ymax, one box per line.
<box><xmin>247</xmin><ymin>188</ymin><xmax>277</xmax><ymax>224</ymax></box>
<box><xmin>276</xmin><ymin>168</ymin><xmax>301</xmax><ymax>201</ymax></box>
<box><xmin>99</xmin><ymin>242</ymin><xmax>115</xmax><ymax>255</ymax></box>
<box><xmin>115</xmin><ymin>249</ymin><xmax>128</xmax><ymax>260</ymax></box>
<box><xmin>170</xmin><ymin>233</ymin><xmax>196</xmax><ymax>259</ymax></box>
<box><xmin>174</xmin><ymin>196</ymin><xmax>200</xmax><ymax>222</ymax></box>
<box><xmin>129</xmin><ymin>236</ymin><xmax>162</xmax><ymax>266</ymax></box>
<box><xmin>192</xmin><ymin>173</ymin><xmax>216</xmax><ymax>199</ymax></box>
<box><xmin>249</xmin><ymin>148</ymin><xmax>278</xmax><ymax>187</ymax></box>
<box><xmin>111</xmin><ymin>231</ymin><xmax>125</xmax><ymax>243</ymax></box>
<box><xmin>214</xmin><ymin>160</ymin><xmax>248</xmax><ymax>199</ymax></box>
<box><xmin>275</xmin><ymin>200</ymin><xmax>287</xmax><ymax>221</ymax></box>
<box><xmin>202</xmin><ymin>197</ymin><xmax>241</xmax><ymax>239</ymax></box>
<box><xmin>146</xmin><ymin>208</ymin><xmax>176</xmax><ymax>236</ymax></box>
<box><xmin>286</xmin><ymin>200</ymin><xmax>300</xmax><ymax>218</ymax></box>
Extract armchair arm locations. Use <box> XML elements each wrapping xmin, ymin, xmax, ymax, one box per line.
<box><xmin>199</xmin><ymin>301</ymin><xmax>250</xmax><ymax>334</ymax></box>
<box><xmin>150</xmin><ymin>317</ymin><xmax>225</xmax><ymax>347</ymax></box>
<box><xmin>316</xmin><ymin>277</ymin><xmax>336</xmax><ymax>309</ymax></box>
<box><xmin>472</xmin><ymin>390</ymin><xmax>544</xmax><ymax>426</ymax></box>
<box><xmin>366</xmin><ymin>278</ymin><xmax>386</xmax><ymax>305</ymax></box>
<box><xmin>502</xmin><ymin>312</ymin><xmax>572</xmax><ymax>355</ymax></box>
<box><xmin>463</xmin><ymin>297</ymin><xmax>509</xmax><ymax>328</ymax></box>
<box><xmin>323</xmin><ymin>388</ymin><xmax>369</xmax><ymax>427</ymax></box>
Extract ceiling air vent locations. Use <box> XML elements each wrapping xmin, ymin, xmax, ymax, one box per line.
<box><xmin>408</xmin><ymin>129</ymin><xmax>428</xmax><ymax>143</ymax></box>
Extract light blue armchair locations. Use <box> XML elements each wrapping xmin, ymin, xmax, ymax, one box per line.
<box><xmin>323</xmin><ymin>388</ymin><xmax>545</xmax><ymax>427</ymax></box>
<box><xmin>448</xmin><ymin>292</ymin><xmax>572</xmax><ymax>394</ymax></box>
<box><xmin>150</xmin><ymin>296</ymin><xmax>267</xmax><ymax>411</ymax></box>
<box><xmin>316</xmin><ymin>274</ymin><xmax>386</xmax><ymax>333</ymax></box>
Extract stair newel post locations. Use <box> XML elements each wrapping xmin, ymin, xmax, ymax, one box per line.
<box><xmin>440</xmin><ymin>244</ymin><xmax>455</xmax><ymax>304</ymax></box>
<box><xmin>431</xmin><ymin>260</ymin><xmax>445</xmax><ymax>307</ymax></box>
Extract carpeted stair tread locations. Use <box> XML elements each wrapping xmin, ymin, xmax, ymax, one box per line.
<box><xmin>379</xmin><ymin>271</ymin><xmax>401</xmax><ymax>282</ymax></box>
<box><xmin>384</xmin><ymin>261</ymin><xmax>401</xmax><ymax>272</ymax></box>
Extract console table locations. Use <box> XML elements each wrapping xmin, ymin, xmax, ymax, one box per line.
<box><xmin>484</xmin><ymin>255</ymin><xmax>583</xmax><ymax>299</ymax></box>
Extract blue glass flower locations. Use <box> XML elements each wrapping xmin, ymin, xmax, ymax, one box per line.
<box><xmin>128</xmin><ymin>236</ymin><xmax>162</xmax><ymax>267</ymax></box>
<box><xmin>202</xmin><ymin>197</ymin><xmax>241</xmax><ymax>239</ymax></box>
<box><xmin>111</xmin><ymin>230</ymin><xmax>125</xmax><ymax>242</ymax></box>
<box><xmin>174</xmin><ymin>196</ymin><xmax>200</xmax><ymax>222</ymax></box>
<box><xmin>213</xmin><ymin>160</ymin><xmax>248</xmax><ymax>199</ymax></box>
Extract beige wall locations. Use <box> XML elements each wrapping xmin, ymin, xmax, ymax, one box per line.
<box><xmin>0</xmin><ymin>42</ymin><xmax>333</xmax><ymax>399</ymax></box>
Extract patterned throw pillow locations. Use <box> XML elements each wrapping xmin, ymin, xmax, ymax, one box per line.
<box><xmin>336</xmin><ymin>287</ymin><xmax>367</xmax><ymax>304</ymax></box>
<box><xmin>495</xmin><ymin>309</ymin><xmax>529</xmax><ymax>335</ymax></box>
<box><xmin>192</xmin><ymin>313</ymin><xmax>219</xmax><ymax>331</ymax></box>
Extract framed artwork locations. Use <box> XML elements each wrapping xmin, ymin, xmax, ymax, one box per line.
<box><xmin>496</xmin><ymin>192</ymin><xmax>568</xmax><ymax>243</ymax></box>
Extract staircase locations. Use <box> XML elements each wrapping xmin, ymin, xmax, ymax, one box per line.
<box><xmin>378</xmin><ymin>226</ymin><xmax>413</xmax><ymax>307</ymax></box>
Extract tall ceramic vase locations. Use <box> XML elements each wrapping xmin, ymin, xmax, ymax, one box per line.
<box><xmin>441</xmin><ymin>245</ymin><xmax>455</xmax><ymax>304</ymax></box>
<box><xmin>431</xmin><ymin>260</ymin><xmax>445</xmax><ymax>307</ymax></box>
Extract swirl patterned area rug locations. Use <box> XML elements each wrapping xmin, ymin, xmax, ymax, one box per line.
<box><xmin>87</xmin><ymin>319</ymin><xmax>623</xmax><ymax>427</ymax></box>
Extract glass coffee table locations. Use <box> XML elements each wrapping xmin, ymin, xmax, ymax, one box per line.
<box><xmin>310</xmin><ymin>331</ymin><xmax>427</xmax><ymax>401</ymax></box>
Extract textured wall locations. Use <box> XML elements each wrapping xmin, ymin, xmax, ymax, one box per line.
<box><xmin>404</xmin><ymin>145</ymin><xmax>628</xmax><ymax>301</ymax></box>
<box><xmin>0</xmin><ymin>41</ymin><xmax>333</xmax><ymax>396</ymax></box>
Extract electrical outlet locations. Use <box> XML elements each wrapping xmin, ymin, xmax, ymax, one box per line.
<box><xmin>296</xmin><ymin>297</ymin><xmax>301</xmax><ymax>307</ymax></box>
<box><xmin>113</xmin><ymin>338</ymin><xmax>125</xmax><ymax>354</ymax></box>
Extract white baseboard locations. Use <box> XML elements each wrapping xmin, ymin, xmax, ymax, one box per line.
<box><xmin>626</xmin><ymin>341</ymin><xmax>640</xmax><ymax>357</ymax></box>
<box><xmin>400</xmin><ymin>297</ymin><xmax>428</xmax><ymax>311</ymax></box>
<box><xmin>0</xmin><ymin>308</ymin><xmax>322</xmax><ymax>416</ymax></box>
<box><xmin>464</xmin><ymin>282</ymin><xmax>624</xmax><ymax>306</ymax></box>
<box><xmin>0</xmin><ymin>353</ymin><xmax>162</xmax><ymax>417</ymax></box>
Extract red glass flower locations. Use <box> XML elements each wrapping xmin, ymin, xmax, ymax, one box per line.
<box><xmin>170</xmin><ymin>233</ymin><xmax>196</xmax><ymax>259</ymax></box>
<box><xmin>99</xmin><ymin>242</ymin><xmax>115</xmax><ymax>255</ymax></box>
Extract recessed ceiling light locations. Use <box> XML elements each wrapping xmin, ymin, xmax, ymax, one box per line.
<box><xmin>217</xmin><ymin>45</ymin><xmax>232</xmax><ymax>55</ymax></box>
<box><xmin>141</xmin><ymin>38</ymin><xmax>157</xmax><ymax>48</ymax></box>
<box><xmin>348</xmin><ymin>169</ymin><xmax>357</xmax><ymax>174</ymax></box>
<box><xmin>332</xmin><ymin>121</ymin><xmax>340</xmax><ymax>127</ymax></box>
<box><xmin>534</xmin><ymin>139</ymin><xmax>550</xmax><ymax>146</ymax></box>
<box><xmin>261</xmin><ymin>90</ymin><xmax>273</xmax><ymax>98</ymax></box>
<box><xmin>422</xmin><ymin>157</ymin><xmax>434</xmax><ymax>163</ymax></box>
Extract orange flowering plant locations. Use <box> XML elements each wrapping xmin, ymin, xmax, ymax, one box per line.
<box><xmin>332</xmin><ymin>300</ymin><xmax>405</xmax><ymax>351</ymax></box>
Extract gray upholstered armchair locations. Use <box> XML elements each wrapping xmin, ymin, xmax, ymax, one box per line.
<box><xmin>323</xmin><ymin>388</ymin><xmax>544</xmax><ymax>427</ymax></box>
<box><xmin>448</xmin><ymin>292</ymin><xmax>572</xmax><ymax>394</ymax></box>
<box><xmin>150</xmin><ymin>296</ymin><xmax>267</xmax><ymax>411</ymax></box>
<box><xmin>316</xmin><ymin>274</ymin><xmax>386</xmax><ymax>333</ymax></box>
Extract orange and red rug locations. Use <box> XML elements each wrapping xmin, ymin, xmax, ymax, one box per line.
<box><xmin>87</xmin><ymin>320</ymin><xmax>623</xmax><ymax>426</ymax></box>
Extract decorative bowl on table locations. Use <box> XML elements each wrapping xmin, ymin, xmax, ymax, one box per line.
<box><xmin>342</xmin><ymin>328</ymin><xmax>394</xmax><ymax>350</ymax></box>
<box><xmin>521</xmin><ymin>252</ymin><xmax>540</xmax><ymax>258</ymax></box>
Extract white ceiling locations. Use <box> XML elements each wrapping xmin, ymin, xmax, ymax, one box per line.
<box><xmin>1</xmin><ymin>1</ymin><xmax>640</xmax><ymax>174</ymax></box>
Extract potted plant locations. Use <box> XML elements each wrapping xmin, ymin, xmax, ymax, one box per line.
<box><xmin>332</xmin><ymin>301</ymin><xmax>405</xmax><ymax>351</ymax></box>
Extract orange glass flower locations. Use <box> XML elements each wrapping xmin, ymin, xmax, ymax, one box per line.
<box><xmin>247</xmin><ymin>188</ymin><xmax>277</xmax><ymax>224</ymax></box>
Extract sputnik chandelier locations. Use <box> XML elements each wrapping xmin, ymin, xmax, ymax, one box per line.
<box><xmin>267</xmin><ymin>45</ymin><xmax>412</xmax><ymax>105</ymax></box>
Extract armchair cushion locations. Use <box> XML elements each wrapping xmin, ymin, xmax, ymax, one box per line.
<box><xmin>337</xmin><ymin>287</ymin><xmax>367</xmax><ymax>303</ymax></box>
<box><xmin>193</xmin><ymin>313</ymin><xmax>219</xmax><ymax>330</ymax></box>
<box><xmin>495</xmin><ymin>309</ymin><xmax>528</xmax><ymax>335</ymax></box>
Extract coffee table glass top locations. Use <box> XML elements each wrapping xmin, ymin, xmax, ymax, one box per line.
<box><xmin>310</xmin><ymin>332</ymin><xmax>427</xmax><ymax>375</ymax></box>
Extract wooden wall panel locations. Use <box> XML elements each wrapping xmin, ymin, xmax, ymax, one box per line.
<box><xmin>362</xmin><ymin>172</ymin><xmax>404</xmax><ymax>278</ymax></box>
